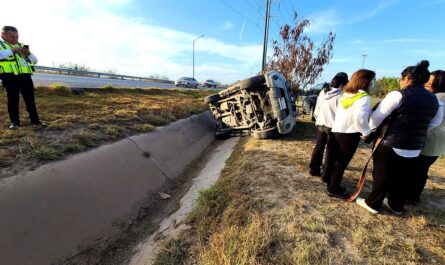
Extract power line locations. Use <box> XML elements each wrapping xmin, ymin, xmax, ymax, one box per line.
<box><xmin>242</xmin><ymin>0</ymin><xmax>261</xmax><ymax>14</ymax></box>
<box><xmin>217</xmin><ymin>0</ymin><xmax>263</xmax><ymax>31</ymax></box>
<box><xmin>281</xmin><ymin>0</ymin><xmax>294</xmax><ymax>23</ymax></box>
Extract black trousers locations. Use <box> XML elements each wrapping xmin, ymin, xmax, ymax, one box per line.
<box><xmin>1</xmin><ymin>74</ymin><xmax>40</xmax><ymax>125</ymax></box>
<box><xmin>309</xmin><ymin>125</ymin><xmax>331</xmax><ymax>173</ymax></box>
<box><xmin>322</xmin><ymin>132</ymin><xmax>361</xmax><ymax>193</ymax></box>
<box><xmin>407</xmin><ymin>154</ymin><xmax>438</xmax><ymax>202</ymax></box>
<box><xmin>365</xmin><ymin>144</ymin><xmax>416</xmax><ymax>211</ymax></box>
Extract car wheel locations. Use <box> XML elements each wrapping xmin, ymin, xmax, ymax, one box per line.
<box><xmin>204</xmin><ymin>93</ymin><xmax>221</xmax><ymax>104</ymax></box>
<box><xmin>252</xmin><ymin>127</ymin><xmax>277</xmax><ymax>140</ymax></box>
<box><xmin>195</xmin><ymin>84</ymin><xmax>198</xmax><ymax>88</ymax></box>
<box><xmin>186</xmin><ymin>83</ymin><xmax>190</xmax><ymax>88</ymax></box>
<box><xmin>239</xmin><ymin>74</ymin><xmax>266</xmax><ymax>90</ymax></box>
<box><xmin>215</xmin><ymin>129</ymin><xmax>231</xmax><ymax>140</ymax></box>
<box><xmin>310</xmin><ymin>106</ymin><xmax>316</xmax><ymax>121</ymax></box>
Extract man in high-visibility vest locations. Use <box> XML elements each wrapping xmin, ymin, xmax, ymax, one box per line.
<box><xmin>0</xmin><ymin>25</ymin><xmax>44</xmax><ymax>129</ymax></box>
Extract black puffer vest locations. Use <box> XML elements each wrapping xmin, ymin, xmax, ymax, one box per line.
<box><xmin>383</xmin><ymin>85</ymin><xmax>438</xmax><ymax>150</ymax></box>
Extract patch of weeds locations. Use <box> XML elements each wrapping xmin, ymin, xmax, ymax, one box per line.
<box><xmin>0</xmin><ymin>149</ymin><xmax>15</xmax><ymax>167</ymax></box>
<box><xmin>30</xmin><ymin>146</ymin><xmax>63</xmax><ymax>160</ymax></box>
<box><xmin>63</xmin><ymin>142</ymin><xmax>86</xmax><ymax>153</ymax></box>
<box><xmin>20</xmin><ymin>136</ymin><xmax>63</xmax><ymax>160</ymax></box>
<box><xmin>99</xmin><ymin>85</ymin><xmax>116</xmax><ymax>92</ymax></box>
<box><xmin>46</xmin><ymin>83</ymin><xmax>72</xmax><ymax>96</ymax></box>
<box><xmin>47</xmin><ymin>121</ymin><xmax>73</xmax><ymax>130</ymax></box>
<box><xmin>152</xmin><ymin>238</ymin><xmax>190</xmax><ymax>265</ymax></box>
<box><xmin>72</xmin><ymin>131</ymin><xmax>97</xmax><ymax>147</ymax></box>
<box><xmin>147</xmin><ymin>114</ymin><xmax>170</xmax><ymax>126</ymax></box>
<box><xmin>131</xmin><ymin>124</ymin><xmax>155</xmax><ymax>133</ymax></box>
<box><xmin>105</xmin><ymin>125</ymin><xmax>122</xmax><ymax>137</ymax></box>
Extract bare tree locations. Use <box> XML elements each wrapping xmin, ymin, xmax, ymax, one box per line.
<box><xmin>266</xmin><ymin>12</ymin><xmax>335</xmax><ymax>93</ymax></box>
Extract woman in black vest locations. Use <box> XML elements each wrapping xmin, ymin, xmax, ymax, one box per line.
<box><xmin>356</xmin><ymin>60</ymin><xmax>443</xmax><ymax>214</ymax></box>
<box><xmin>407</xmin><ymin>70</ymin><xmax>445</xmax><ymax>202</ymax></box>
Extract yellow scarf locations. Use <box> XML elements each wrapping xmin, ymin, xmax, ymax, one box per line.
<box><xmin>340</xmin><ymin>91</ymin><xmax>369</xmax><ymax>109</ymax></box>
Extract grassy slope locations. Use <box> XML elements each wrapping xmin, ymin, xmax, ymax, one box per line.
<box><xmin>0</xmin><ymin>86</ymin><xmax>213</xmax><ymax>177</ymax></box>
<box><xmin>153</xmin><ymin>115</ymin><xmax>445</xmax><ymax>265</ymax></box>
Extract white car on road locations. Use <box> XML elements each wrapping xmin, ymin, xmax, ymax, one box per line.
<box><xmin>175</xmin><ymin>77</ymin><xmax>199</xmax><ymax>88</ymax></box>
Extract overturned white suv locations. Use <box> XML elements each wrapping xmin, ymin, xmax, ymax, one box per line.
<box><xmin>204</xmin><ymin>71</ymin><xmax>297</xmax><ymax>139</ymax></box>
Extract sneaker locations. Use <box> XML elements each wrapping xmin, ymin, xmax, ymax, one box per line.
<box><xmin>309</xmin><ymin>169</ymin><xmax>322</xmax><ymax>177</ymax></box>
<box><xmin>9</xmin><ymin>123</ymin><xmax>20</xmax><ymax>130</ymax></box>
<box><xmin>382</xmin><ymin>198</ymin><xmax>403</xmax><ymax>215</ymax></box>
<box><xmin>326</xmin><ymin>188</ymin><xmax>351</xmax><ymax>200</ymax></box>
<box><xmin>356</xmin><ymin>197</ymin><xmax>379</xmax><ymax>214</ymax></box>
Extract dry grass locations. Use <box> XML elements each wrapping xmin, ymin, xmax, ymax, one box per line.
<box><xmin>153</xmin><ymin>114</ymin><xmax>445</xmax><ymax>265</ymax></box>
<box><xmin>0</xmin><ymin>86</ymin><xmax>213</xmax><ymax>178</ymax></box>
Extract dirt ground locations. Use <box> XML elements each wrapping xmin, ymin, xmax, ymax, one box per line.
<box><xmin>0</xmin><ymin>86</ymin><xmax>213</xmax><ymax>178</ymax></box>
<box><xmin>153</xmin><ymin>114</ymin><xmax>445</xmax><ymax>265</ymax></box>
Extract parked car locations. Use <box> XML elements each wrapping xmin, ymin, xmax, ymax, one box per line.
<box><xmin>204</xmin><ymin>71</ymin><xmax>297</xmax><ymax>139</ymax></box>
<box><xmin>175</xmin><ymin>77</ymin><xmax>199</xmax><ymax>88</ymax></box>
<box><xmin>302</xmin><ymin>82</ymin><xmax>329</xmax><ymax>121</ymax></box>
<box><xmin>202</xmin><ymin>79</ymin><xmax>218</xmax><ymax>88</ymax></box>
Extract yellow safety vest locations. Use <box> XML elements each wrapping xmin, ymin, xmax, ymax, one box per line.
<box><xmin>0</xmin><ymin>41</ymin><xmax>34</xmax><ymax>75</ymax></box>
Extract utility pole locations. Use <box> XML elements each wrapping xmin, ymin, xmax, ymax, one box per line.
<box><xmin>361</xmin><ymin>54</ymin><xmax>367</xmax><ymax>69</ymax></box>
<box><xmin>262</xmin><ymin>0</ymin><xmax>271</xmax><ymax>73</ymax></box>
<box><xmin>193</xmin><ymin>34</ymin><xmax>205</xmax><ymax>78</ymax></box>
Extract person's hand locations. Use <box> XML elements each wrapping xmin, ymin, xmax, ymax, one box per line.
<box><xmin>11</xmin><ymin>47</ymin><xmax>21</xmax><ymax>54</ymax></box>
<box><xmin>21</xmin><ymin>47</ymin><xmax>31</xmax><ymax>56</ymax></box>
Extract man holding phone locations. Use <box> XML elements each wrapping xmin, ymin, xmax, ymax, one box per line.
<box><xmin>0</xmin><ymin>25</ymin><xmax>44</xmax><ymax>129</ymax></box>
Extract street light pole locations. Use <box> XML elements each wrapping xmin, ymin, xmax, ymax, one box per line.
<box><xmin>193</xmin><ymin>34</ymin><xmax>205</xmax><ymax>78</ymax></box>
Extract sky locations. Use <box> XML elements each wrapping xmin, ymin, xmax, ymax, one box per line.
<box><xmin>1</xmin><ymin>0</ymin><xmax>444</xmax><ymax>85</ymax></box>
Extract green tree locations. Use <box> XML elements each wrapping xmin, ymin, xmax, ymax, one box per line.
<box><xmin>373</xmin><ymin>77</ymin><xmax>399</xmax><ymax>97</ymax></box>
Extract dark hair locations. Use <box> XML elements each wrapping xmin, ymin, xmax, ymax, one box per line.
<box><xmin>431</xmin><ymin>70</ymin><xmax>445</xmax><ymax>93</ymax></box>
<box><xmin>2</xmin><ymin>26</ymin><xmax>18</xmax><ymax>33</ymax></box>
<box><xmin>343</xmin><ymin>69</ymin><xmax>375</xmax><ymax>94</ymax></box>
<box><xmin>330</xmin><ymin>72</ymin><xmax>348</xmax><ymax>88</ymax></box>
<box><xmin>401</xmin><ymin>60</ymin><xmax>430</xmax><ymax>85</ymax></box>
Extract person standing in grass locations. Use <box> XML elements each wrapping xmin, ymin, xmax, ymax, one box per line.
<box><xmin>309</xmin><ymin>72</ymin><xmax>348</xmax><ymax>177</ymax></box>
<box><xmin>406</xmin><ymin>70</ymin><xmax>445</xmax><ymax>203</ymax></box>
<box><xmin>0</xmin><ymin>25</ymin><xmax>44</xmax><ymax>130</ymax></box>
<box><xmin>357</xmin><ymin>61</ymin><xmax>443</xmax><ymax>215</ymax></box>
<box><xmin>322</xmin><ymin>69</ymin><xmax>374</xmax><ymax>199</ymax></box>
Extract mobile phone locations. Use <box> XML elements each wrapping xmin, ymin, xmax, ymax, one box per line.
<box><xmin>23</xmin><ymin>45</ymin><xmax>29</xmax><ymax>49</ymax></box>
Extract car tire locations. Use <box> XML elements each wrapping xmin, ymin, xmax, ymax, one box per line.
<box><xmin>195</xmin><ymin>84</ymin><xmax>198</xmax><ymax>88</ymax></box>
<box><xmin>239</xmin><ymin>74</ymin><xmax>266</xmax><ymax>90</ymax></box>
<box><xmin>252</xmin><ymin>127</ymin><xmax>277</xmax><ymax>140</ymax></box>
<box><xmin>310</xmin><ymin>106</ymin><xmax>316</xmax><ymax>121</ymax></box>
<box><xmin>215</xmin><ymin>129</ymin><xmax>230</xmax><ymax>140</ymax></box>
<box><xmin>186</xmin><ymin>83</ymin><xmax>190</xmax><ymax>88</ymax></box>
<box><xmin>204</xmin><ymin>93</ymin><xmax>221</xmax><ymax>104</ymax></box>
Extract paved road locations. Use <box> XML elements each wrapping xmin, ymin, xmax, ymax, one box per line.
<box><xmin>32</xmin><ymin>73</ymin><xmax>178</xmax><ymax>89</ymax></box>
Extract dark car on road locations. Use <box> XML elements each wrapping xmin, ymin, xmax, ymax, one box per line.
<box><xmin>202</xmin><ymin>79</ymin><xmax>218</xmax><ymax>88</ymax></box>
<box><xmin>302</xmin><ymin>82</ymin><xmax>329</xmax><ymax>121</ymax></box>
<box><xmin>204</xmin><ymin>71</ymin><xmax>297</xmax><ymax>139</ymax></box>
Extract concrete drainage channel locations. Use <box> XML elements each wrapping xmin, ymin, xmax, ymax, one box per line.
<box><xmin>0</xmin><ymin>111</ymin><xmax>239</xmax><ymax>265</ymax></box>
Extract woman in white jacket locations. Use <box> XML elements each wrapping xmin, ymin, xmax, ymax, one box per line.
<box><xmin>322</xmin><ymin>69</ymin><xmax>374</xmax><ymax>199</ymax></box>
<box><xmin>309</xmin><ymin>72</ymin><xmax>348</xmax><ymax>176</ymax></box>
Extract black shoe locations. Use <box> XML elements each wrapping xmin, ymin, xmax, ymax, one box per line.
<box><xmin>326</xmin><ymin>188</ymin><xmax>351</xmax><ymax>199</ymax></box>
<box><xmin>309</xmin><ymin>169</ymin><xmax>322</xmax><ymax>177</ymax></box>
<box><xmin>9</xmin><ymin>123</ymin><xmax>20</xmax><ymax>130</ymax></box>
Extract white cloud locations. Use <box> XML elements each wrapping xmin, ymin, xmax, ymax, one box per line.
<box><xmin>0</xmin><ymin>0</ymin><xmax>262</xmax><ymax>83</ymax></box>
<box><xmin>306</xmin><ymin>10</ymin><xmax>340</xmax><ymax>33</ymax></box>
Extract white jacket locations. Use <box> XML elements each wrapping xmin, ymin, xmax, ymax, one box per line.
<box><xmin>314</xmin><ymin>88</ymin><xmax>341</xmax><ymax>128</ymax></box>
<box><xmin>331</xmin><ymin>90</ymin><xmax>372</xmax><ymax>136</ymax></box>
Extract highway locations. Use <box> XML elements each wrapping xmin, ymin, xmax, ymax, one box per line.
<box><xmin>31</xmin><ymin>73</ymin><xmax>178</xmax><ymax>89</ymax></box>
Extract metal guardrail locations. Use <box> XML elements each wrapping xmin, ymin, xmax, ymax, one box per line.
<box><xmin>34</xmin><ymin>66</ymin><xmax>174</xmax><ymax>84</ymax></box>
